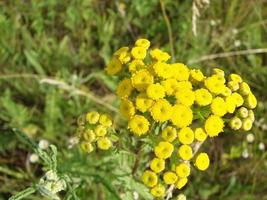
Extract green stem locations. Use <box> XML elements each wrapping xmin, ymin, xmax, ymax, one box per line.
<box><xmin>9</xmin><ymin>187</ymin><xmax>36</xmax><ymax>200</ymax></box>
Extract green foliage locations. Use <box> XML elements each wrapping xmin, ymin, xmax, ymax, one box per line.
<box><xmin>0</xmin><ymin>0</ymin><xmax>267</xmax><ymax>199</ymax></box>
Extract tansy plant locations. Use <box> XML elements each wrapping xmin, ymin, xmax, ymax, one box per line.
<box><xmin>104</xmin><ymin>38</ymin><xmax>257</xmax><ymax>198</ymax></box>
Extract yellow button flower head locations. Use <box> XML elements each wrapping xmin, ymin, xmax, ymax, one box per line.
<box><xmin>154</xmin><ymin>141</ymin><xmax>174</xmax><ymax>159</ymax></box>
<box><xmin>172</xmin><ymin>63</ymin><xmax>190</xmax><ymax>81</ymax></box>
<box><xmin>120</xmin><ymin>99</ymin><xmax>135</xmax><ymax>119</ymax></box>
<box><xmin>194</xmin><ymin>128</ymin><xmax>207</xmax><ymax>142</ymax></box>
<box><xmin>163</xmin><ymin>171</ymin><xmax>178</xmax><ymax>184</ymax></box>
<box><xmin>227</xmin><ymin>80</ymin><xmax>239</xmax><ymax>91</ymax></box>
<box><xmin>142</xmin><ymin>170</ymin><xmax>158</xmax><ymax>187</ymax></box>
<box><xmin>81</xmin><ymin>141</ymin><xmax>94</xmax><ymax>153</ymax></box>
<box><xmin>229</xmin><ymin>116</ymin><xmax>242</xmax><ymax>130</ymax></box>
<box><xmin>150</xmin><ymin>48</ymin><xmax>170</xmax><ymax>62</ymax></box>
<box><xmin>97</xmin><ymin>137</ymin><xmax>112</xmax><ymax>150</ymax></box>
<box><xmin>150</xmin><ymin>184</ymin><xmax>165</xmax><ymax>197</ymax></box>
<box><xmin>239</xmin><ymin>82</ymin><xmax>251</xmax><ymax>96</ymax></box>
<box><xmin>176</xmin><ymin>163</ymin><xmax>191</xmax><ymax>178</ymax></box>
<box><xmin>131</xmin><ymin>69</ymin><xmax>154</xmax><ymax>91</ymax></box>
<box><xmin>153</xmin><ymin>62</ymin><xmax>173</xmax><ymax>79</ymax></box>
<box><xmin>171</xmin><ymin>104</ymin><xmax>193</xmax><ymax>128</ymax></box>
<box><xmin>175</xmin><ymin>88</ymin><xmax>195</xmax><ymax>107</ymax></box>
<box><xmin>114</xmin><ymin>47</ymin><xmax>129</xmax><ymax>56</ymax></box>
<box><xmin>115</xmin><ymin>48</ymin><xmax>131</xmax><ymax>64</ymax></box>
<box><xmin>210</xmin><ymin>97</ymin><xmax>227</xmax><ymax>116</ymax></box>
<box><xmin>205</xmin><ymin>115</ymin><xmax>224</xmax><ymax>137</ymax></box>
<box><xmin>162</xmin><ymin>126</ymin><xmax>177</xmax><ymax>142</ymax></box>
<box><xmin>248</xmin><ymin>110</ymin><xmax>255</xmax><ymax>122</ymax></box>
<box><xmin>212</xmin><ymin>68</ymin><xmax>225</xmax><ymax>76</ymax></box>
<box><xmin>128</xmin><ymin>115</ymin><xmax>150</xmax><ymax>136</ymax></box>
<box><xmin>150</xmin><ymin>158</ymin><xmax>165</xmax><ymax>173</ymax></box>
<box><xmin>175</xmin><ymin>177</ymin><xmax>188</xmax><ymax>189</ymax></box>
<box><xmin>150</xmin><ymin>99</ymin><xmax>172</xmax><ymax>122</ymax></box>
<box><xmin>225</xmin><ymin>95</ymin><xmax>237</xmax><ymax>113</ymax></box>
<box><xmin>161</xmin><ymin>78</ymin><xmax>179</xmax><ymax>96</ymax></box>
<box><xmin>244</xmin><ymin>93</ymin><xmax>257</xmax><ymax>109</ymax></box>
<box><xmin>195</xmin><ymin>153</ymin><xmax>210</xmax><ymax>171</ymax></box>
<box><xmin>229</xmin><ymin>73</ymin><xmax>242</xmax><ymax>83</ymax></box>
<box><xmin>175</xmin><ymin>81</ymin><xmax>193</xmax><ymax>91</ymax></box>
<box><xmin>178</xmin><ymin>127</ymin><xmax>194</xmax><ymax>145</ymax></box>
<box><xmin>135</xmin><ymin>38</ymin><xmax>150</xmax><ymax>49</ymax></box>
<box><xmin>194</xmin><ymin>88</ymin><xmax>213</xmax><ymax>106</ymax></box>
<box><xmin>231</xmin><ymin>92</ymin><xmax>244</xmax><ymax>107</ymax></box>
<box><xmin>146</xmin><ymin>83</ymin><xmax>165</xmax><ymax>100</ymax></box>
<box><xmin>204</xmin><ymin>75</ymin><xmax>225</xmax><ymax>95</ymax></box>
<box><xmin>128</xmin><ymin>60</ymin><xmax>145</xmax><ymax>73</ymax></box>
<box><xmin>116</xmin><ymin>78</ymin><xmax>133</xmax><ymax>98</ymax></box>
<box><xmin>131</xmin><ymin>46</ymin><xmax>147</xmax><ymax>60</ymax></box>
<box><xmin>86</xmin><ymin>111</ymin><xmax>100</xmax><ymax>124</ymax></box>
<box><xmin>178</xmin><ymin>145</ymin><xmax>193</xmax><ymax>161</ymax></box>
<box><xmin>135</xmin><ymin>93</ymin><xmax>154</xmax><ymax>113</ymax></box>
<box><xmin>83</xmin><ymin>129</ymin><xmax>96</xmax><ymax>142</ymax></box>
<box><xmin>221</xmin><ymin>86</ymin><xmax>232</xmax><ymax>97</ymax></box>
<box><xmin>238</xmin><ymin>107</ymin><xmax>248</xmax><ymax>118</ymax></box>
<box><xmin>190</xmin><ymin>69</ymin><xmax>205</xmax><ymax>82</ymax></box>
<box><xmin>242</xmin><ymin>118</ymin><xmax>253</xmax><ymax>131</ymax></box>
<box><xmin>99</xmin><ymin>114</ymin><xmax>112</xmax><ymax>127</ymax></box>
<box><xmin>106</xmin><ymin>56</ymin><xmax>122</xmax><ymax>75</ymax></box>
<box><xmin>95</xmin><ymin>125</ymin><xmax>107</xmax><ymax>137</ymax></box>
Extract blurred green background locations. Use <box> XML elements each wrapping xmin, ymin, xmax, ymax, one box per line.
<box><xmin>0</xmin><ymin>0</ymin><xmax>267</xmax><ymax>199</ymax></box>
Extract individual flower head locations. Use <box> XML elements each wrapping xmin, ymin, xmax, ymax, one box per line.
<box><xmin>150</xmin><ymin>184</ymin><xmax>165</xmax><ymax>197</ymax></box>
<box><xmin>131</xmin><ymin>46</ymin><xmax>147</xmax><ymax>60</ymax></box>
<box><xmin>163</xmin><ymin>171</ymin><xmax>178</xmax><ymax>185</ymax></box>
<box><xmin>175</xmin><ymin>177</ymin><xmax>188</xmax><ymax>189</ymax></box>
<box><xmin>176</xmin><ymin>163</ymin><xmax>191</xmax><ymax>178</ymax></box>
<box><xmin>146</xmin><ymin>83</ymin><xmax>165</xmax><ymax>100</ymax></box>
<box><xmin>83</xmin><ymin>129</ymin><xmax>96</xmax><ymax>142</ymax></box>
<box><xmin>161</xmin><ymin>78</ymin><xmax>179</xmax><ymax>96</ymax></box>
<box><xmin>153</xmin><ymin>62</ymin><xmax>173</xmax><ymax>79</ymax></box>
<box><xmin>154</xmin><ymin>141</ymin><xmax>174</xmax><ymax>159</ymax></box>
<box><xmin>229</xmin><ymin>73</ymin><xmax>242</xmax><ymax>83</ymax></box>
<box><xmin>97</xmin><ymin>137</ymin><xmax>112</xmax><ymax>150</ymax></box>
<box><xmin>194</xmin><ymin>128</ymin><xmax>207</xmax><ymax>142</ymax></box>
<box><xmin>81</xmin><ymin>141</ymin><xmax>94</xmax><ymax>153</ymax></box>
<box><xmin>172</xmin><ymin>63</ymin><xmax>190</xmax><ymax>81</ymax></box>
<box><xmin>86</xmin><ymin>111</ymin><xmax>100</xmax><ymax>124</ymax></box>
<box><xmin>142</xmin><ymin>170</ymin><xmax>158</xmax><ymax>187</ymax></box>
<box><xmin>238</xmin><ymin>107</ymin><xmax>249</xmax><ymax>118</ymax></box>
<box><xmin>135</xmin><ymin>38</ymin><xmax>150</xmax><ymax>49</ymax></box>
<box><xmin>231</xmin><ymin>92</ymin><xmax>244</xmax><ymax>107</ymax></box>
<box><xmin>205</xmin><ymin>115</ymin><xmax>224</xmax><ymax>137</ymax></box>
<box><xmin>210</xmin><ymin>97</ymin><xmax>227</xmax><ymax>117</ymax></box>
<box><xmin>120</xmin><ymin>99</ymin><xmax>135</xmax><ymax>119</ymax></box>
<box><xmin>194</xmin><ymin>88</ymin><xmax>213</xmax><ymax>106</ymax></box>
<box><xmin>150</xmin><ymin>158</ymin><xmax>165</xmax><ymax>173</ymax></box>
<box><xmin>204</xmin><ymin>75</ymin><xmax>225</xmax><ymax>95</ymax></box>
<box><xmin>190</xmin><ymin>69</ymin><xmax>205</xmax><ymax>82</ymax></box>
<box><xmin>150</xmin><ymin>48</ymin><xmax>170</xmax><ymax>62</ymax></box>
<box><xmin>178</xmin><ymin>127</ymin><xmax>195</xmax><ymax>145</ymax></box>
<box><xmin>178</xmin><ymin>145</ymin><xmax>193</xmax><ymax>161</ymax></box>
<box><xmin>95</xmin><ymin>125</ymin><xmax>107</xmax><ymax>137</ymax></box>
<box><xmin>105</xmin><ymin>56</ymin><xmax>122</xmax><ymax>75</ymax></box>
<box><xmin>128</xmin><ymin>60</ymin><xmax>145</xmax><ymax>73</ymax></box>
<box><xmin>150</xmin><ymin>99</ymin><xmax>172</xmax><ymax>122</ymax></box>
<box><xmin>131</xmin><ymin>69</ymin><xmax>154</xmax><ymax>91</ymax></box>
<box><xmin>135</xmin><ymin>93</ymin><xmax>154</xmax><ymax>113</ymax></box>
<box><xmin>229</xmin><ymin>116</ymin><xmax>242</xmax><ymax>130</ymax></box>
<box><xmin>244</xmin><ymin>93</ymin><xmax>257</xmax><ymax>109</ymax></box>
<box><xmin>128</xmin><ymin>115</ymin><xmax>150</xmax><ymax>136</ymax></box>
<box><xmin>99</xmin><ymin>114</ymin><xmax>112</xmax><ymax>127</ymax></box>
<box><xmin>195</xmin><ymin>153</ymin><xmax>210</xmax><ymax>171</ymax></box>
<box><xmin>171</xmin><ymin>104</ymin><xmax>193</xmax><ymax>128</ymax></box>
<box><xmin>239</xmin><ymin>82</ymin><xmax>251</xmax><ymax>96</ymax></box>
<box><xmin>116</xmin><ymin>78</ymin><xmax>134</xmax><ymax>98</ymax></box>
<box><xmin>242</xmin><ymin>118</ymin><xmax>253</xmax><ymax>131</ymax></box>
<box><xmin>175</xmin><ymin>88</ymin><xmax>195</xmax><ymax>107</ymax></box>
<box><xmin>162</xmin><ymin>126</ymin><xmax>177</xmax><ymax>142</ymax></box>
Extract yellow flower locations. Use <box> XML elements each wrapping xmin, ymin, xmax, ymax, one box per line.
<box><xmin>238</xmin><ymin>107</ymin><xmax>248</xmax><ymax>118</ymax></box>
<box><xmin>176</xmin><ymin>163</ymin><xmax>190</xmax><ymax>178</ymax></box>
<box><xmin>227</xmin><ymin>81</ymin><xmax>239</xmax><ymax>91</ymax></box>
<box><xmin>131</xmin><ymin>46</ymin><xmax>147</xmax><ymax>60</ymax></box>
<box><xmin>120</xmin><ymin>99</ymin><xmax>135</xmax><ymax>119</ymax></box>
<box><xmin>153</xmin><ymin>62</ymin><xmax>173</xmax><ymax>79</ymax></box>
<box><xmin>128</xmin><ymin>60</ymin><xmax>145</xmax><ymax>73</ymax></box>
<box><xmin>231</xmin><ymin>92</ymin><xmax>244</xmax><ymax>107</ymax></box>
<box><xmin>135</xmin><ymin>93</ymin><xmax>154</xmax><ymax>113</ymax></box>
<box><xmin>221</xmin><ymin>86</ymin><xmax>232</xmax><ymax>97</ymax></box>
<box><xmin>177</xmin><ymin>194</ymin><xmax>187</xmax><ymax>200</ymax></box>
<box><xmin>175</xmin><ymin>88</ymin><xmax>195</xmax><ymax>107</ymax></box>
<box><xmin>239</xmin><ymin>82</ymin><xmax>251</xmax><ymax>96</ymax></box>
<box><xmin>229</xmin><ymin>73</ymin><xmax>242</xmax><ymax>83</ymax></box>
<box><xmin>225</xmin><ymin>95</ymin><xmax>237</xmax><ymax>113</ymax></box>
<box><xmin>99</xmin><ymin>114</ymin><xmax>112</xmax><ymax>127</ymax></box>
<box><xmin>128</xmin><ymin>115</ymin><xmax>150</xmax><ymax>136</ymax></box>
<box><xmin>81</xmin><ymin>141</ymin><xmax>94</xmax><ymax>153</ymax></box>
<box><xmin>195</xmin><ymin>153</ymin><xmax>210</xmax><ymax>171</ymax></box>
<box><xmin>114</xmin><ymin>47</ymin><xmax>129</xmax><ymax>56</ymax></box>
<box><xmin>161</xmin><ymin>78</ymin><xmax>179</xmax><ymax>96</ymax></box>
<box><xmin>248</xmin><ymin>110</ymin><xmax>255</xmax><ymax>122</ymax></box>
<box><xmin>190</xmin><ymin>69</ymin><xmax>205</xmax><ymax>82</ymax></box>
<box><xmin>150</xmin><ymin>184</ymin><xmax>165</xmax><ymax>197</ymax></box>
<box><xmin>135</xmin><ymin>38</ymin><xmax>150</xmax><ymax>49</ymax></box>
<box><xmin>131</xmin><ymin>69</ymin><xmax>154</xmax><ymax>91</ymax></box>
<box><xmin>105</xmin><ymin>56</ymin><xmax>122</xmax><ymax>75</ymax></box>
<box><xmin>172</xmin><ymin>63</ymin><xmax>190</xmax><ymax>81</ymax></box>
<box><xmin>83</xmin><ymin>129</ymin><xmax>96</xmax><ymax>142</ymax></box>
<box><xmin>117</xmin><ymin>50</ymin><xmax>131</xmax><ymax>64</ymax></box>
<box><xmin>163</xmin><ymin>171</ymin><xmax>178</xmax><ymax>184</ymax></box>
<box><xmin>175</xmin><ymin>81</ymin><xmax>192</xmax><ymax>91</ymax></box>
<box><xmin>205</xmin><ymin>115</ymin><xmax>224</xmax><ymax>137</ymax></box>
<box><xmin>171</xmin><ymin>104</ymin><xmax>193</xmax><ymax>128</ymax></box>
<box><xmin>146</xmin><ymin>83</ymin><xmax>165</xmax><ymax>100</ymax></box>
<box><xmin>212</xmin><ymin>68</ymin><xmax>225</xmax><ymax>76</ymax></box>
<box><xmin>150</xmin><ymin>48</ymin><xmax>170</xmax><ymax>62</ymax></box>
<box><xmin>116</xmin><ymin>78</ymin><xmax>133</xmax><ymax>98</ymax></box>
<box><xmin>162</xmin><ymin>126</ymin><xmax>177</xmax><ymax>142</ymax></box>
<box><xmin>150</xmin><ymin>158</ymin><xmax>165</xmax><ymax>173</ymax></box>
<box><xmin>194</xmin><ymin>89</ymin><xmax>212</xmax><ymax>106</ymax></box>
<box><xmin>154</xmin><ymin>141</ymin><xmax>174</xmax><ymax>159</ymax></box>
<box><xmin>244</xmin><ymin>93</ymin><xmax>257</xmax><ymax>109</ymax></box>
<box><xmin>175</xmin><ymin>177</ymin><xmax>188</xmax><ymax>189</ymax></box>
<box><xmin>142</xmin><ymin>170</ymin><xmax>158</xmax><ymax>187</ymax></box>
<box><xmin>178</xmin><ymin>145</ymin><xmax>193</xmax><ymax>161</ymax></box>
<box><xmin>95</xmin><ymin>125</ymin><xmax>107</xmax><ymax>137</ymax></box>
<box><xmin>204</xmin><ymin>75</ymin><xmax>225</xmax><ymax>95</ymax></box>
<box><xmin>229</xmin><ymin>116</ymin><xmax>242</xmax><ymax>130</ymax></box>
<box><xmin>178</xmin><ymin>127</ymin><xmax>194</xmax><ymax>145</ymax></box>
<box><xmin>97</xmin><ymin>137</ymin><xmax>112</xmax><ymax>150</ymax></box>
<box><xmin>194</xmin><ymin>128</ymin><xmax>207</xmax><ymax>142</ymax></box>
<box><xmin>150</xmin><ymin>99</ymin><xmax>172</xmax><ymax>122</ymax></box>
<box><xmin>86</xmin><ymin>111</ymin><xmax>100</xmax><ymax>124</ymax></box>
<box><xmin>242</xmin><ymin>118</ymin><xmax>253</xmax><ymax>131</ymax></box>
<box><xmin>210</xmin><ymin>97</ymin><xmax>227</xmax><ymax>116</ymax></box>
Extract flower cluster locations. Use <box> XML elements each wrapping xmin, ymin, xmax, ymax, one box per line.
<box><xmin>106</xmin><ymin>39</ymin><xmax>257</xmax><ymax>198</ymax></box>
<box><xmin>76</xmin><ymin>111</ymin><xmax>114</xmax><ymax>153</ymax></box>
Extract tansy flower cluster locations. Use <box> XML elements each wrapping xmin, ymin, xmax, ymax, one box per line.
<box><xmin>106</xmin><ymin>39</ymin><xmax>257</xmax><ymax>198</ymax></box>
<box><xmin>76</xmin><ymin>111</ymin><xmax>114</xmax><ymax>153</ymax></box>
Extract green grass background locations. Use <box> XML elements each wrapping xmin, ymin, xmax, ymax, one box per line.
<box><xmin>0</xmin><ymin>0</ymin><xmax>267</xmax><ymax>199</ymax></box>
